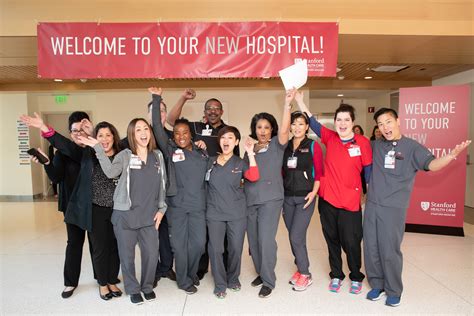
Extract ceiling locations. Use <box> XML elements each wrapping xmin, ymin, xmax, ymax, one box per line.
<box><xmin>0</xmin><ymin>34</ymin><xmax>473</xmax><ymax>92</ymax></box>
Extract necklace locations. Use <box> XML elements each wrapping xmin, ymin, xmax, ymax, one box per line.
<box><xmin>217</xmin><ymin>154</ymin><xmax>232</xmax><ymax>165</ymax></box>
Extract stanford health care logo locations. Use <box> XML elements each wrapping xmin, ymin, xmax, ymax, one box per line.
<box><xmin>420</xmin><ymin>201</ymin><xmax>430</xmax><ymax>211</ymax></box>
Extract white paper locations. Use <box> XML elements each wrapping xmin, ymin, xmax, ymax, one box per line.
<box><xmin>278</xmin><ymin>59</ymin><xmax>308</xmax><ymax>90</ymax></box>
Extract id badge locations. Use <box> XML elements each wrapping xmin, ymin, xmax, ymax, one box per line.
<box><xmin>172</xmin><ymin>149</ymin><xmax>185</xmax><ymax>163</ymax></box>
<box><xmin>384</xmin><ymin>150</ymin><xmax>396</xmax><ymax>169</ymax></box>
<box><xmin>287</xmin><ymin>156</ymin><xmax>298</xmax><ymax>169</ymax></box>
<box><xmin>202</xmin><ymin>125</ymin><xmax>212</xmax><ymax>136</ymax></box>
<box><xmin>348</xmin><ymin>145</ymin><xmax>361</xmax><ymax>157</ymax></box>
<box><xmin>205</xmin><ymin>168</ymin><xmax>212</xmax><ymax>181</ymax></box>
<box><xmin>129</xmin><ymin>154</ymin><xmax>142</xmax><ymax>169</ymax></box>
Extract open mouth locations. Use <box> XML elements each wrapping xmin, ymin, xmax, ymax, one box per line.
<box><xmin>223</xmin><ymin>144</ymin><xmax>229</xmax><ymax>151</ymax></box>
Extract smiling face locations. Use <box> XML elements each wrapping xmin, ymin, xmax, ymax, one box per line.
<box><xmin>70</xmin><ymin>122</ymin><xmax>87</xmax><ymax>147</ymax></box>
<box><xmin>376</xmin><ymin>113</ymin><xmax>401</xmax><ymax>141</ymax></box>
<box><xmin>96</xmin><ymin>127</ymin><xmax>115</xmax><ymax>155</ymax></box>
<box><xmin>173</xmin><ymin>123</ymin><xmax>192</xmax><ymax>150</ymax></box>
<box><xmin>291</xmin><ymin>117</ymin><xmax>309</xmax><ymax>138</ymax></box>
<box><xmin>219</xmin><ymin>132</ymin><xmax>239</xmax><ymax>155</ymax></box>
<box><xmin>334</xmin><ymin>111</ymin><xmax>355</xmax><ymax>140</ymax></box>
<box><xmin>255</xmin><ymin>119</ymin><xmax>273</xmax><ymax>144</ymax></box>
<box><xmin>204</xmin><ymin>100</ymin><xmax>223</xmax><ymax>126</ymax></box>
<box><xmin>133</xmin><ymin>120</ymin><xmax>151</xmax><ymax>149</ymax></box>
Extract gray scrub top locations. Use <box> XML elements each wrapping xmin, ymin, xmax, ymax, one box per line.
<box><xmin>115</xmin><ymin>153</ymin><xmax>162</xmax><ymax>229</ymax></box>
<box><xmin>168</xmin><ymin>147</ymin><xmax>208</xmax><ymax>211</ymax></box>
<box><xmin>206</xmin><ymin>155</ymin><xmax>248</xmax><ymax>221</ymax></box>
<box><xmin>244</xmin><ymin>136</ymin><xmax>287</xmax><ymax>206</ymax></box>
<box><xmin>368</xmin><ymin>136</ymin><xmax>435</xmax><ymax>209</ymax></box>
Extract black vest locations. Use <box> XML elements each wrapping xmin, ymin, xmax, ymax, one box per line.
<box><xmin>282</xmin><ymin>137</ymin><xmax>315</xmax><ymax>196</ymax></box>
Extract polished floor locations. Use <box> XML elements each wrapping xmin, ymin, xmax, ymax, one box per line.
<box><xmin>0</xmin><ymin>200</ymin><xmax>472</xmax><ymax>315</ymax></box>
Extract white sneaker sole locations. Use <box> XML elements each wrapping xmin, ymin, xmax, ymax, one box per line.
<box><xmin>368</xmin><ymin>292</ymin><xmax>386</xmax><ymax>301</ymax></box>
<box><xmin>292</xmin><ymin>279</ymin><xmax>314</xmax><ymax>291</ymax></box>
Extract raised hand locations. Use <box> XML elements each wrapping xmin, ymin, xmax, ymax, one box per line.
<box><xmin>182</xmin><ymin>88</ymin><xmax>196</xmax><ymax>100</ymax></box>
<box><xmin>285</xmin><ymin>88</ymin><xmax>297</xmax><ymax>107</ymax></box>
<box><xmin>449</xmin><ymin>140</ymin><xmax>472</xmax><ymax>158</ymax></box>
<box><xmin>194</xmin><ymin>140</ymin><xmax>207</xmax><ymax>150</ymax></box>
<box><xmin>19</xmin><ymin>112</ymin><xmax>47</xmax><ymax>130</ymax></box>
<box><xmin>244</xmin><ymin>137</ymin><xmax>256</xmax><ymax>154</ymax></box>
<box><xmin>80</xmin><ymin>118</ymin><xmax>94</xmax><ymax>136</ymax></box>
<box><xmin>294</xmin><ymin>90</ymin><xmax>304</xmax><ymax>104</ymax></box>
<box><xmin>77</xmin><ymin>135</ymin><xmax>99</xmax><ymax>147</ymax></box>
<box><xmin>148</xmin><ymin>87</ymin><xmax>162</xmax><ymax>95</ymax></box>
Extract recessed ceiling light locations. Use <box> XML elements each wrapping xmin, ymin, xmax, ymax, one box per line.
<box><xmin>336</xmin><ymin>67</ymin><xmax>342</xmax><ymax>73</ymax></box>
<box><xmin>54</xmin><ymin>79</ymin><xmax>62</xmax><ymax>82</ymax></box>
<box><xmin>337</xmin><ymin>94</ymin><xmax>344</xmax><ymax>97</ymax></box>
<box><xmin>337</xmin><ymin>75</ymin><xmax>345</xmax><ymax>80</ymax></box>
<box><xmin>371</xmin><ymin>65</ymin><xmax>409</xmax><ymax>72</ymax></box>
<box><xmin>364</xmin><ymin>76</ymin><xmax>373</xmax><ymax>80</ymax></box>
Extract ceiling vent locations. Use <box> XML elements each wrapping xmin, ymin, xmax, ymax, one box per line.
<box><xmin>371</xmin><ymin>65</ymin><xmax>409</xmax><ymax>73</ymax></box>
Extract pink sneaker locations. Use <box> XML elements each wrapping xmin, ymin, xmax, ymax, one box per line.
<box><xmin>328</xmin><ymin>278</ymin><xmax>343</xmax><ymax>293</ymax></box>
<box><xmin>289</xmin><ymin>271</ymin><xmax>301</xmax><ymax>285</ymax></box>
<box><xmin>349</xmin><ymin>281</ymin><xmax>362</xmax><ymax>294</ymax></box>
<box><xmin>293</xmin><ymin>274</ymin><xmax>313</xmax><ymax>291</ymax></box>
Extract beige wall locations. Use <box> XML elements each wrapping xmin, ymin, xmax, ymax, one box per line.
<box><xmin>0</xmin><ymin>93</ymin><xmax>35</xmax><ymax>196</ymax></box>
<box><xmin>433</xmin><ymin>69</ymin><xmax>474</xmax><ymax>207</ymax></box>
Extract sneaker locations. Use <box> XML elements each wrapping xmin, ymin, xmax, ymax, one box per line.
<box><xmin>293</xmin><ymin>274</ymin><xmax>313</xmax><ymax>291</ymax></box>
<box><xmin>143</xmin><ymin>291</ymin><xmax>156</xmax><ymax>301</ymax></box>
<box><xmin>229</xmin><ymin>284</ymin><xmax>241</xmax><ymax>292</ymax></box>
<box><xmin>328</xmin><ymin>278</ymin><xmax>343</xmax><ymax>293</ymax></box>
<box><xmin>349</xmin><ymin>281</ymin><xmax>363</xmax><ymax>294</ymax></box>
<box><xmin>165</xmin><ymin>269</ymin><xmax>177</xmax><ymax>281</ymax></box>
<box><xmin>251</xmin><ymin>276</ymin><xmax>263</xmax><ymax>288</ymax></box>
<box><xmin>258</xmin><ymin>285</ymin><xmax>272</xmax><ymax>298</ymax></box>
<box><xmin>385</xmin><ymin>296</ymin><xmax>401</xmax><ymax>307</ymax></box>
<box><xmin>215</xmin><ymin>291</ymin><xmax>227</xmax><ymax>299</ymax></box>
<box><xmin>289</xmin><ymin>271</ymin><xmax>301</xmax><ymax>285</ymax></box>
<box><xmin>366</xmin><ymin>288</ymin><xmax>385</xmax><ymax>301</ymax></box>
<box><xmin>193</xmin><ymin>276</ymin><xmax>200</xmax><ymax>287</ymax></box>
<box><xmin>184</xmin><ymin>285</ymin><xmax>198</xmax><ymax>295</ymax></box>
<box><xmin>130</xmin><ymin>293</ymin><xmax>144</xmax><ymax>305</ymax></box>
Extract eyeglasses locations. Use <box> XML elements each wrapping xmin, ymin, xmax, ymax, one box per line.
<box><xmin>205</xmin><ymin>106</ymin><xmax>222</xmax><ymax>112</ymax></box>
<box><xmin>70</xmin><ymin>129</ymin><xmax>84</xmax><ymax>134</ymax></box>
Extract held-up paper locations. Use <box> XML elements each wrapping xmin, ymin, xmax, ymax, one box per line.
<box><xmin>279</xmin><ymin>59</ymin><xmax>308</xmax><ymax>90</ymax></box>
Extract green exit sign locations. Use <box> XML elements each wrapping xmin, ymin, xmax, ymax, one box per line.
<box><xmin>55</xmin><ymin>95</ymin><xmax>68</xmax><ymax>104</ymax></box>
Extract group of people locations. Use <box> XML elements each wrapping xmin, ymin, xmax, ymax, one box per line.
<box><xmin>20</xmin><ymin>87</ymin><xmax>470</xmax><ymax>307</ymax></box>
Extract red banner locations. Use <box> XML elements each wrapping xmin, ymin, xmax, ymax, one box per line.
<box><xmin>399</xmin><ymin>85</ymin><xmax>470</xmax><ymax>228</ymax></box>
<box><xmin>37</xmin><ymin>22</ymin><xmax>338</xmax><ymax>79</ymax></box>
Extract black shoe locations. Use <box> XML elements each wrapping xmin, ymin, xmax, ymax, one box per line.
<box><xmin>61</xmin><ymin>287</ymin><xmax>76</xmax><ymax>299</ymax></box>
<box><xmin>153</xmin><ymin>276</ymin><xmax>161</xmax><ymax>288</ymax></box>
<box><xmin>165</xmin><ymin>269</ymin><xmax>177</xmax><ymax>281</ymax></box>
<box><xmin>143</xmin><ymin>291</ymin><xmax>156</xmax><ymax>301</ymax></box>
<box><xmin>184</xmin><ymin>285</ymin><xmax>198</xmax><ymax>295</ymax></box>
<box><xmin>130</xmin><ymin>293</ymin><xmax>144</xmax><ymax>305</ymax></box>
<box><xmin>108</xmin><ymin>286</ymin><xmax>122</xmax><ymax>297</ymax></box>
<box><xmin>193</xmin><ymin>275</ymin><xmax>200</xmax><ymax>287</ymax></box>
<box><xmin>99</xmin><ymin>287</ymin><xmax>113</xmax><ymax>301</ymax></box>
<box><xmin>251</xmin><ymin>276</ymin><xmax>263</xmax><ymax>288</ymax></box>
<box><xmin>258</xmin><ymin>286</ymin><xmax>272</xmax><ymax>298</ymax></box>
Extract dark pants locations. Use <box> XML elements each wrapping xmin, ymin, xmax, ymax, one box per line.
<box><xmin>318</xmin><ymin>198</ymin><xmax>364</xmax><ymax>282</ymax></box>
<box><xmin>364</xmin><ymin>200</ymin><xmax>406</xmax><ymax>297</ymax></box>
<box><xmin>168</xmin><ymin>209</ymin><xmax>206</xmax><ymax>289</ymax></box>
<box><xmin>198</xmin><ymin>232</ymin><xmax>229</xmax><ymax>278</ymax></box>
<box><xmin>247</xmin><ymin>199</ymin><xmax>283</xmax><ymax>289</ymax></box>
<box><xmin>283</xmin><ymin>196</ymin><xmax>315</xmax><ymax>275</ymax></box>
<box><xmin>64</xmin><ymin>222</ymin><xmax>95</xmax><ymax>287</ymax></box>
<box><xmin>89</xmin><ymin>204</ymin><xmax>120</xmax><ymax>286</ymax></box>
<box><xmin>155</xmin><ymin>214</ymin><xmax>174</xmax><ymax>277</ymax></box>
<box><xmin>207</xmin><ymin>218</ymin><xmax>246</xmax><ymax>293</ymax></box>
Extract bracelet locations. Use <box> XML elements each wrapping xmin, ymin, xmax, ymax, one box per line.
<box><xmin>40</xmin><ymin>125</ymin><xmax>55</xmax><ymax>138</ymax></box>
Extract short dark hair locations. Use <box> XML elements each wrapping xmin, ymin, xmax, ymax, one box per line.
<box><xmin>334</xmin><ymin>104</ymin><xmax>355</xmax><ymax>121</ymax></box>
<box><xmin>217</xmin><ymin>126</ymin><xmax>241</xmax><ymax>144</ymax></box>
<box><xmin>204</xmin><ymin>98</ymin><xmax>223</xmax><ymax>110</ymax></box>
<box><xmin>94</xmin><ymin>121</ymin><xmax>122</xmax><ymax>154</ymax></box>
<box><xmin>374</xmin><ymin>107</ymin><xmax>398</xmax><ymax>122</ymax></box>
<box><xmin>174</xmin><ymin>117</ymin><xmax>192</xmax><ymax>133</ymax></box>
<box><xmin>291</xmin><ymin>111</ymin><xmax>310</xmax><ymax>124</ymax></box>
<box><xmin>250</xmin><ymin>112</ymin><xmax>278</xmax><ymax>139</ymax></box>
<box><xmin>353</xmin><ymin>124</ymin><xmax>364</xmax><ymax>135</ymax></box>
<box><xmin>68</xmin><ymin>111</ymin><xmax>89</xmax><ymax>131</ymax></box>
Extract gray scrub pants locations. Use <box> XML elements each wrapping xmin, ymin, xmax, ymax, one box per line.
<box><xmin>363</xmin><ymin>200</ymin><xmax>406</xmax><ymax>297</ymax></box>
<box><xmin>247</xmin><ymin>199</ymin><xmax>283</xmax><ymax>289</ymax></box>
<box><xmin>283</xmin><ymin>196</ymin><xmax>315</xmax><ymax>275</ymax></box>
<box><xmin>207</xmin><ymin>218</ymin><xmax>246</xmax><ymax>293</ymax></box>
<box><xmin>113</xmin><ymin>220</ymin><xmax>159</xmax><ymax>295</ymax></box>
<box><xmin>167</xmin><ymin>208</ymin><xmax>206</xmax><ymax>289</ymax></box>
